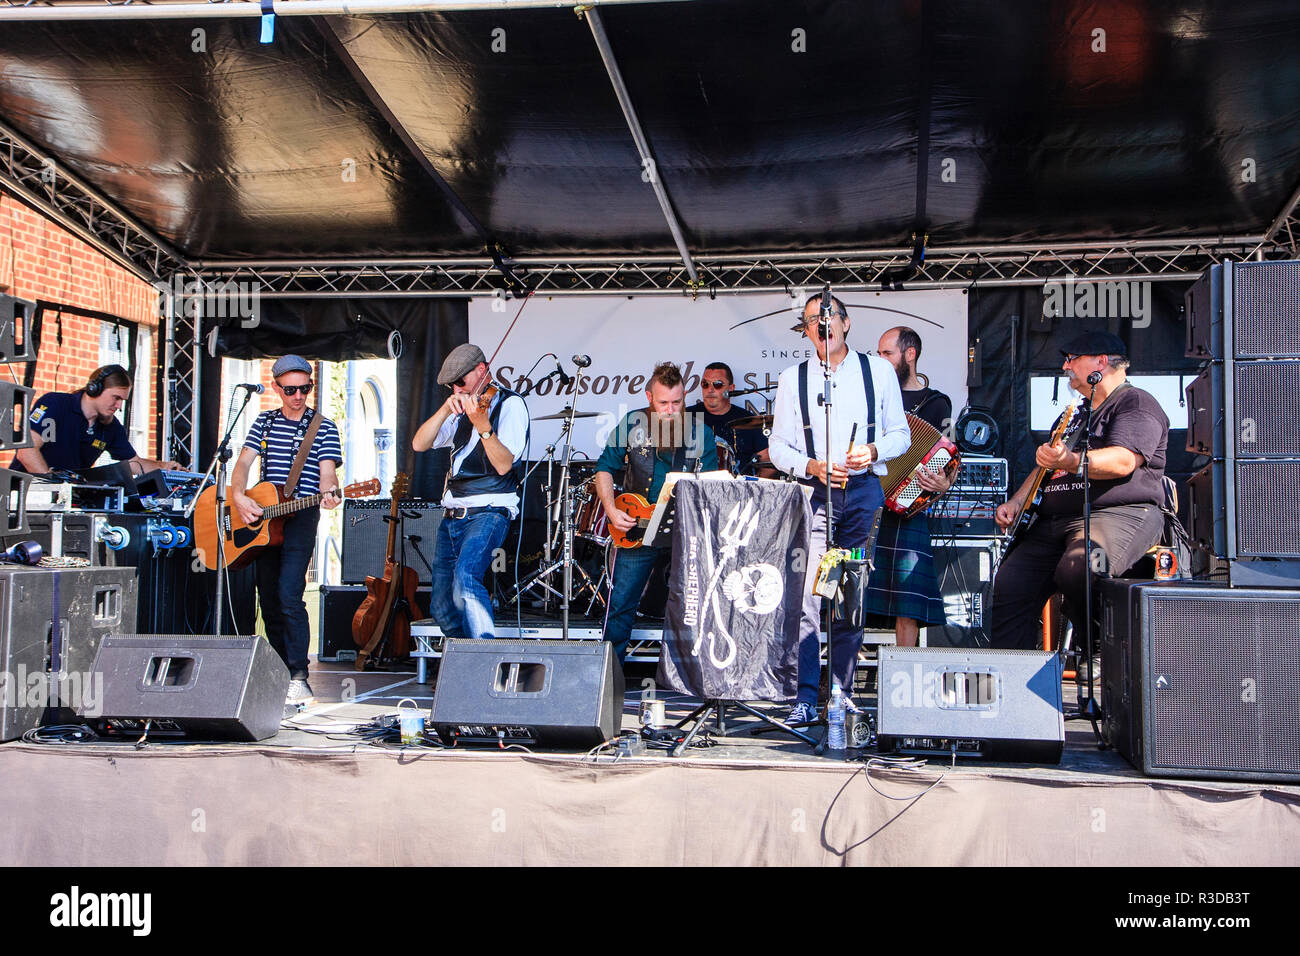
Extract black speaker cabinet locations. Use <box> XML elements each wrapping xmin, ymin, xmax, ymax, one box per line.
<box><xmin>317</xmin><ymin>584</ymin><xmax>432</xmax><ymax>662</ymax></box>
<box><xmin>1186</xmin><ymin>259</ymin><xmax>1300</xmax><ymax>359</ymax></box>
<box><xmin>0</xmin><ymin>566</ymin><xmax>136</xmax><ymax>741</ymax></box>
<box><xmin>341</xmin><ymin>500</ymin><xmax>442</xmax><ymax>585</ymax></box>
<box><xmin>876</xmin><ymin>646</ymin><xmax>1064</xmax><ymax>762</ymax></box>
<box><xmin>925</xmin><ymin>537</ymin><xmax>1002</xmax><ymax>648</ymax></box>
<box><xmin>1099</xmin><ymin>578</ymin><xmax>1300</xmax><ymax>782</ymax></box>
<box><xmin>91</xmin><ymin>635</ymin><xmax>289</xmax><ymax>741</ymax></box>
<box><xmin>430</xmin><ymin>638</ymin><xmax>623</xmax><ymax>748</ymax></box>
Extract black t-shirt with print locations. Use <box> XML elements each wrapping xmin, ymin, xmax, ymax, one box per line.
<box><xmin>1036</xmin><ymin>384</ymin><xmax>1169</xmax><ymax>516</ymax></box>
<box><xmin>902</xmin><ymin>387</ymin><xmax>951</xmax><ymax>434</ymax></box>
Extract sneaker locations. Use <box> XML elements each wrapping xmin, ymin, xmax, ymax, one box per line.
<box><xmin>286</xmin><ymin>679</ymin><xmax>315</xmax><ymax>706</ymax></box>
<box><xmin>842</xmin><ymin>695</ymin><xmax>863</xmax><ymax>715</ymax></box>
<box><xmin>785</xmin><ymin>701</ymin><xmax>818</xmax><ymax>726</ymax></box>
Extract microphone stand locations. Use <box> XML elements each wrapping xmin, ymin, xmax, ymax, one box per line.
<box><xmin>1072</xmin><ymin>375</ymin><xmax>1104</xmax><ymax>745</ymax></box>
<box><xmin>185</xmin><ymin>387</ymin><xmax>257</xmax><ymax>639</ymax></box>
<box><xmin>813</xmin><ymin>296</ymin><xmax>838</xmax><ymax>756</ymax></box>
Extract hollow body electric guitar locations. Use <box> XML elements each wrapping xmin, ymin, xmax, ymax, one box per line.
<box><xmin>194</xmin><ymin>478</ymin><xmax>380</xmax><ymax>571</ymax></box>
<box><xmin>609</xmin><ymin>493</ymin><xmax>655</xmax><ymax>549</ymax></box>
<box><xmin>1004</xmin><ymin>400</ymin><xmax>1082</xmax><ymax>549</ymax></box>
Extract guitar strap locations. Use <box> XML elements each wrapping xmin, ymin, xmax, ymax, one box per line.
<box><xmin>283</xmin><ymin>409</ymin><xmax>323</xmax><ymax>500</ymax></box>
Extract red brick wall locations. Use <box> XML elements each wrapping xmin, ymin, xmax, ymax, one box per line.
<box><xmin>0</xmin><ymin>191</ymin><xmax>162</xmax><ymax>461</ymax></box>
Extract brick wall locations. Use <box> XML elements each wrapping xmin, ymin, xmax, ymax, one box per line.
<box><xmin>0</xmin><ymin>191</ymin><xmax>162</xmax><ymax>461</ymax></box>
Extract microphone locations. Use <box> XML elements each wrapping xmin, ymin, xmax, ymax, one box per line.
<box><xmin>236</xmin><ymin>383</ymin><xmax>265</xmax><ymax>393</ymax></box>
<box><xmin>819</xmin><ymin>284</ymin><xmax>832</xmax><ymax>339</ymax></box>
<box><xmin>572</xmin><ymin>354</ymin><xmax>592</xmax><ymax>368</ymax></box>
<box><xmin>1087</xmin><ymin>371</ymin><xmax>1103</xmax><ymax>385</ymax></box>
<box><xmin>554</xmin><ymin>359</ymin><xmax>572</xmax><ymax>388</ymax></box>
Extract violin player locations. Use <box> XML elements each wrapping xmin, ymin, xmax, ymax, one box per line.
<box><xmin>412</xmin><ymin>343</ymin><xmax>529</xmax><ymax>641</ymax></box>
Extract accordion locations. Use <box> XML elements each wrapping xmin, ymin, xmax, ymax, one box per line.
<box><xmin>881</xmin><ymin>414</ymin><xmax>961</xmax><ymax>517</ymax></box>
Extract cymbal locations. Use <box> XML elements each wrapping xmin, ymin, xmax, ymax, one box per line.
<box><xmin>532</xmin><ymin>407</ymin><xmax>600</xmax><ymax>421</ymax></box>
<box><xmin>729</xmin><ymin>414</ymin><xmax>774</xmax><ymax>431</ymax></box>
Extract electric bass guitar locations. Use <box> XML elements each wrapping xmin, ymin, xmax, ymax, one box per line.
<box><xmin>193</xmin><ymin>478</ymin><xmax>381</xmax><ymax>571</ymax></box>
<box><xmin>1004</xmin><ymin>400</ymin><xmax>1081</xmax><ymax>548</ymax></box>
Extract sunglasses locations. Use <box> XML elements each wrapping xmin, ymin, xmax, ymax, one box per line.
<box><xmin>279</xmin><ymin>383</ymin><xmax>314</xmax><ymax>396</ymax></box>
<box><xmin>701</xmin><ymin>379</ymin><xmax>729</xmax><ymax>389</ymax></box>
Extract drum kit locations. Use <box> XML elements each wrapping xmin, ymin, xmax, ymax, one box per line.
<box><xmin>509</xmin><ymin>404</ymin><xmax>779</xmax><ymax>618</ymax></box>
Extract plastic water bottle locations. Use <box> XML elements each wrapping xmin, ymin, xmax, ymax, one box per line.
<box><xmin>827</xmin><ymin>682</ymin><xmax>846</xmax><ymax>751</ymax></box>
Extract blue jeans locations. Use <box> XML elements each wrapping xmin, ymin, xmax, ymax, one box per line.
<box><xmin>603</xmin><ymin>545</ymin><xmax>670</xmax><ymax>664</ymax></box>
<box><xmin>796</xmin><ymin>476</ymin><xmax>884</xmax><ymax>705</ymax></box>
<box><xmin>432</xmin><ymin>510</ymin><xmax>509</xmax><ymax>640</ymax></box>
<box><xmin>256</xmin><ymin>506</ymin><xmax>319</xmax><ymax>680</ymax></box>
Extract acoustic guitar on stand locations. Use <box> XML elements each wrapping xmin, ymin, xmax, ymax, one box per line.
<box><xmin>193</xmin><ymin>478</ymin><xmax>380</xmax><ymax>571</ymax></box>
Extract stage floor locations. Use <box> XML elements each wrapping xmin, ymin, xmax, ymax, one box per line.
<box><xmin>3</xmin><ymin>658</ymin><xmax>1298</xmax><ymax>866</ymax></box>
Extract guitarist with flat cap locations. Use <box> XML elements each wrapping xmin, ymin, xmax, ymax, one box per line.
<box><xmin>229</xmin><ymin>355</ymin><xmax>344</xmax><ymax>705</ymax></box>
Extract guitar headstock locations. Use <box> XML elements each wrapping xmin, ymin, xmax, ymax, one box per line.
<box><xmin>344</xmin><ymin>478</ymin><xmax>382</xmax><ymax>499</ymax></box>
<box><xmin>391</xmin><ymin>472</ymin><xmax>411</xmax><ymax>502</ymax></box>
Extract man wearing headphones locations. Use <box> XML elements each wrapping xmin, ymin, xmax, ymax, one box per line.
<box><xmin>12</xmin><ymin>365</ymin><xmax>179</xmax><ymax>475</ymax></box>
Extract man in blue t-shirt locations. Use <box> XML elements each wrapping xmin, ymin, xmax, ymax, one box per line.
<box><xmin>229</xmin><ymin>355</ymin><xmax>344</xmax><ymax>705</ymax></box>
<box><xmin>12</xmin><ymin>365</ymin><xmax>178</xmax><ymax>475</ymax></box>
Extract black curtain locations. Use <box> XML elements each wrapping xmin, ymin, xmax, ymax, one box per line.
<box><xmin>202</xmin><ymin>298</ymin><xmax>467</xmax><ymax>498</ymax></box>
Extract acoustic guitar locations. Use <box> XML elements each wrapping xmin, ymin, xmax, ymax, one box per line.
<box><xmin>353</xmin><ymin>473</ymin><xmax>418</xmax><ymax>670</ymax></box>
<box><xmin>1004</xmin><ymin>400</ymin><xmax>1082</xmax><ymax>548</ymax></box>
<box><xmin>193</xmin><ymin>478</ymin><xmax>380</xmax><ymax>571</ymax></box>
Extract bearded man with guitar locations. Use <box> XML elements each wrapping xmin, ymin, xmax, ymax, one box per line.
<box><xmin>229</xmin><ymin>355</ymin><xmax>344</xmax><ymax>706</ymax></box>
<box><xmin>990</xmin><ymin>331</ymin><xmax>1168</xmax><ymax>651</ymax></box>
<box><xmin>595</xmin><ymin>362</ymin><xmax>717</xmax><ymax>665</ymax></box>
<box><xmin>412</xmin><ymin>343</ymin><xmax>528</xmax><ymax>643</ymax></box>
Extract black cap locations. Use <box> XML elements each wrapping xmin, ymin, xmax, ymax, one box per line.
<box><xmin>1059</xmin><ymin>330</ymin><xmax>1126</xmax><ymax>358</ymax></box>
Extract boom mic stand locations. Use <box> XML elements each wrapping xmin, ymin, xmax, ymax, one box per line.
<box><xmin>185</xmin><ymin>387</ymin><xmax>257</xmax><ymax>639</ymax></box>
<box><xmin>1069</xmin><ymin>370</ymin><xmax>1105</xmax><ymax>744</ymax></box>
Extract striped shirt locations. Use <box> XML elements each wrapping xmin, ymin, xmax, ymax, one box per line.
<box><xmin>243</xmin><ymin>408</ymin><xmax>344</xmax><ymax>498</ymax></box>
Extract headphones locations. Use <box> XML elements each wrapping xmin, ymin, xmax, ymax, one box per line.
<box><xmin>86</xmin><ymin>364</ymin><xmax>129</xmax><ymax>398</ymax></box>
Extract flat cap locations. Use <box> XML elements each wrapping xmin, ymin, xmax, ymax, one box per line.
<box><xmin>438</xmin><ymin>343</ymin><xmax>487</xmax><ymax>385</ymax></box>
<box><xmin>1059</xmin><ymin>330</ymin><xmax>1127</xmax><ymax>358</ymax></box>
<box><xmin>271</xmin><ymin>354</ymin><xmax>313</xmax><ymax>378</ymax></box>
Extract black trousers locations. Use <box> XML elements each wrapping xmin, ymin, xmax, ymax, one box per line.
<box><xmin>990</xmin><ymin>503</ymin><xmax>1166</xmax><ymax>651</ymax></box>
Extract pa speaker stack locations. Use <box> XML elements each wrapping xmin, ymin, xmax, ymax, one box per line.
<box><xmin>0</xmin><ymin>295</ymin><xmax>36</xmax><ymax>536</ymax></box>
<box><xmin>1185</xmin><ymin>259</ymin><xmax>1300</xmax><ymax>586</ymax></box>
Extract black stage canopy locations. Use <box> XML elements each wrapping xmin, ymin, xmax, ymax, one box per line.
<box><xmin>2</xmin><ymin>0</ymin><xmax>1299</xmax><ymax>269</ymax></box>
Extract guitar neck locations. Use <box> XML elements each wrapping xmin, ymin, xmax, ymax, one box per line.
<box><xmin>263</xmin><ymin>491</ymin><xmax>327</xmax><ymax>520</ymax></box>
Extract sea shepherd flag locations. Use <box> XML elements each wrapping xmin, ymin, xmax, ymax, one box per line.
<box><xmin>659</xmin><ymin>479</ymin><xmax>811</xmax><ymax>701</ymax></box>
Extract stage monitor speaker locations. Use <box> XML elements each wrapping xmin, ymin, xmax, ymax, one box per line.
<box><xmin>317</xmin><ymin>584</ymin><xmax>432</xmax><ymax>662</ymax></box>
<box><xmin>1099</xmin><ymin>578</ymin><xmax>1300</xmax><ymax>782</ymax></box>
<box><xmin>430</xmin><ymin>638</ymin><xmax>623</xmax><ymax>748</ymax></box>
<box><xmin>924</xmin><ymin>537</ymin><xmax>1002</xmax><ymax>648</ymax></box>
<box><xmin>0</xmin><ymin>566</ymin><xmax>137</xmax><ymax>741</ymax></box>
<box><xmin>1186</xmin><ymin>259</ymin><xmax>1300</xmax><ymax>359</ymax></box>
<box><xmin>91</xmin><ymin>635</ymin><xmax>289</xmax><ymax>741</ymax></box>
<box><xmin>876</xmin><ymin>646</ymin><xmax>1064</xmax><ymax>763</ymax></box>
<box><xmin>341</xmin><ymin>500</ymin><xmax>441</xmax><ymax>585</ymax></box>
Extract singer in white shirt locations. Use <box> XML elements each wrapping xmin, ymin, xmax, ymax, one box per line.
<box><xmin>768</xmin><ymin>293</ymin><xmax>911</xmax><ymax>726</ymax></box>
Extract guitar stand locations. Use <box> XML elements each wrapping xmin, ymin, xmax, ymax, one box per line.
<box><xmin>357</xmin><ymin>511</ymin><xmax>415</xmax><ymax>671</ymax></box>
<box><xmin>671</xmin><ymin>699</ymin><xmax>819</xmax><ymax>757</ymax></box>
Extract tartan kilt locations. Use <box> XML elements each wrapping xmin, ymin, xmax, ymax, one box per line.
<box><xmin>862</xmin><ymin>509</ymin><xmax>947</xmax><ymax>627</ymax></box>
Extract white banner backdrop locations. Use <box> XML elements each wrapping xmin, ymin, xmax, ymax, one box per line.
<box><xmin>468</xmin><ymin>290</ymin><xmax>969</xmax><ymax>460</ymax></box>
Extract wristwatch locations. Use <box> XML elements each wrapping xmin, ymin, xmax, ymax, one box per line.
<box><xmin>479</xmin><ymin>428</ymin><xmax>494</xmax><ymax>441</ymax></box>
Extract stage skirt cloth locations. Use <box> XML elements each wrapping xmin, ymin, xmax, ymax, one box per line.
<box><xmin>862</xmin><ymin>510</ymin><xmax>947</xmax><ymax>628</ymax></box>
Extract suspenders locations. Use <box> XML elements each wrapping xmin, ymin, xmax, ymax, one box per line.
<box><xmin>796</xmin><ymin>352</ymin><xmax>877</xmax><ymax>460</ymax></box>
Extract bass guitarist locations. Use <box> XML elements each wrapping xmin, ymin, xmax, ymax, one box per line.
<box><xmin>596</xmin><ymin>362</ymin><xmax>716</xmax><ymax>665</ymax></box>
<box><xmin>230</xmin><ymin>355</ymin><xmax>344</xmax><ymax>706</ymax></box>
<box><xmin>989</xmin><ymin>332</ymin><xmax>1168</xmax><ymax>650</ymax></box>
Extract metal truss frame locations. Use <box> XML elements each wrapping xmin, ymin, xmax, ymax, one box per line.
<box><xmin>190</xmin><ymin>234</ymin><xmax>1296</xmax><ymax>298</ymax></box>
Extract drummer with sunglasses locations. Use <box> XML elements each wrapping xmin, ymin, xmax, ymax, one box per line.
<box><xmin>686</xmin><ymin>362</ymin><xmax>773</xmax><ymax>476</ymax></box>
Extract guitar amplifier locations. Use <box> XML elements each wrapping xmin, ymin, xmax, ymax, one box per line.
<box><xmin>317</xmin><ymin>584</ymin><xmax>433</xmax><ymax>662</ymax></box>
<box><xmin>341</xmin><ymin>500</ymin><xmax>442</xmax><ymax>585</ymax></box>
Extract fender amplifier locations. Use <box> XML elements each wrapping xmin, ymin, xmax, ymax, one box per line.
<box><xmin>341</xmin><ymin>499</ymin><xmax>442</xmax><ymax>585</ymax></box>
